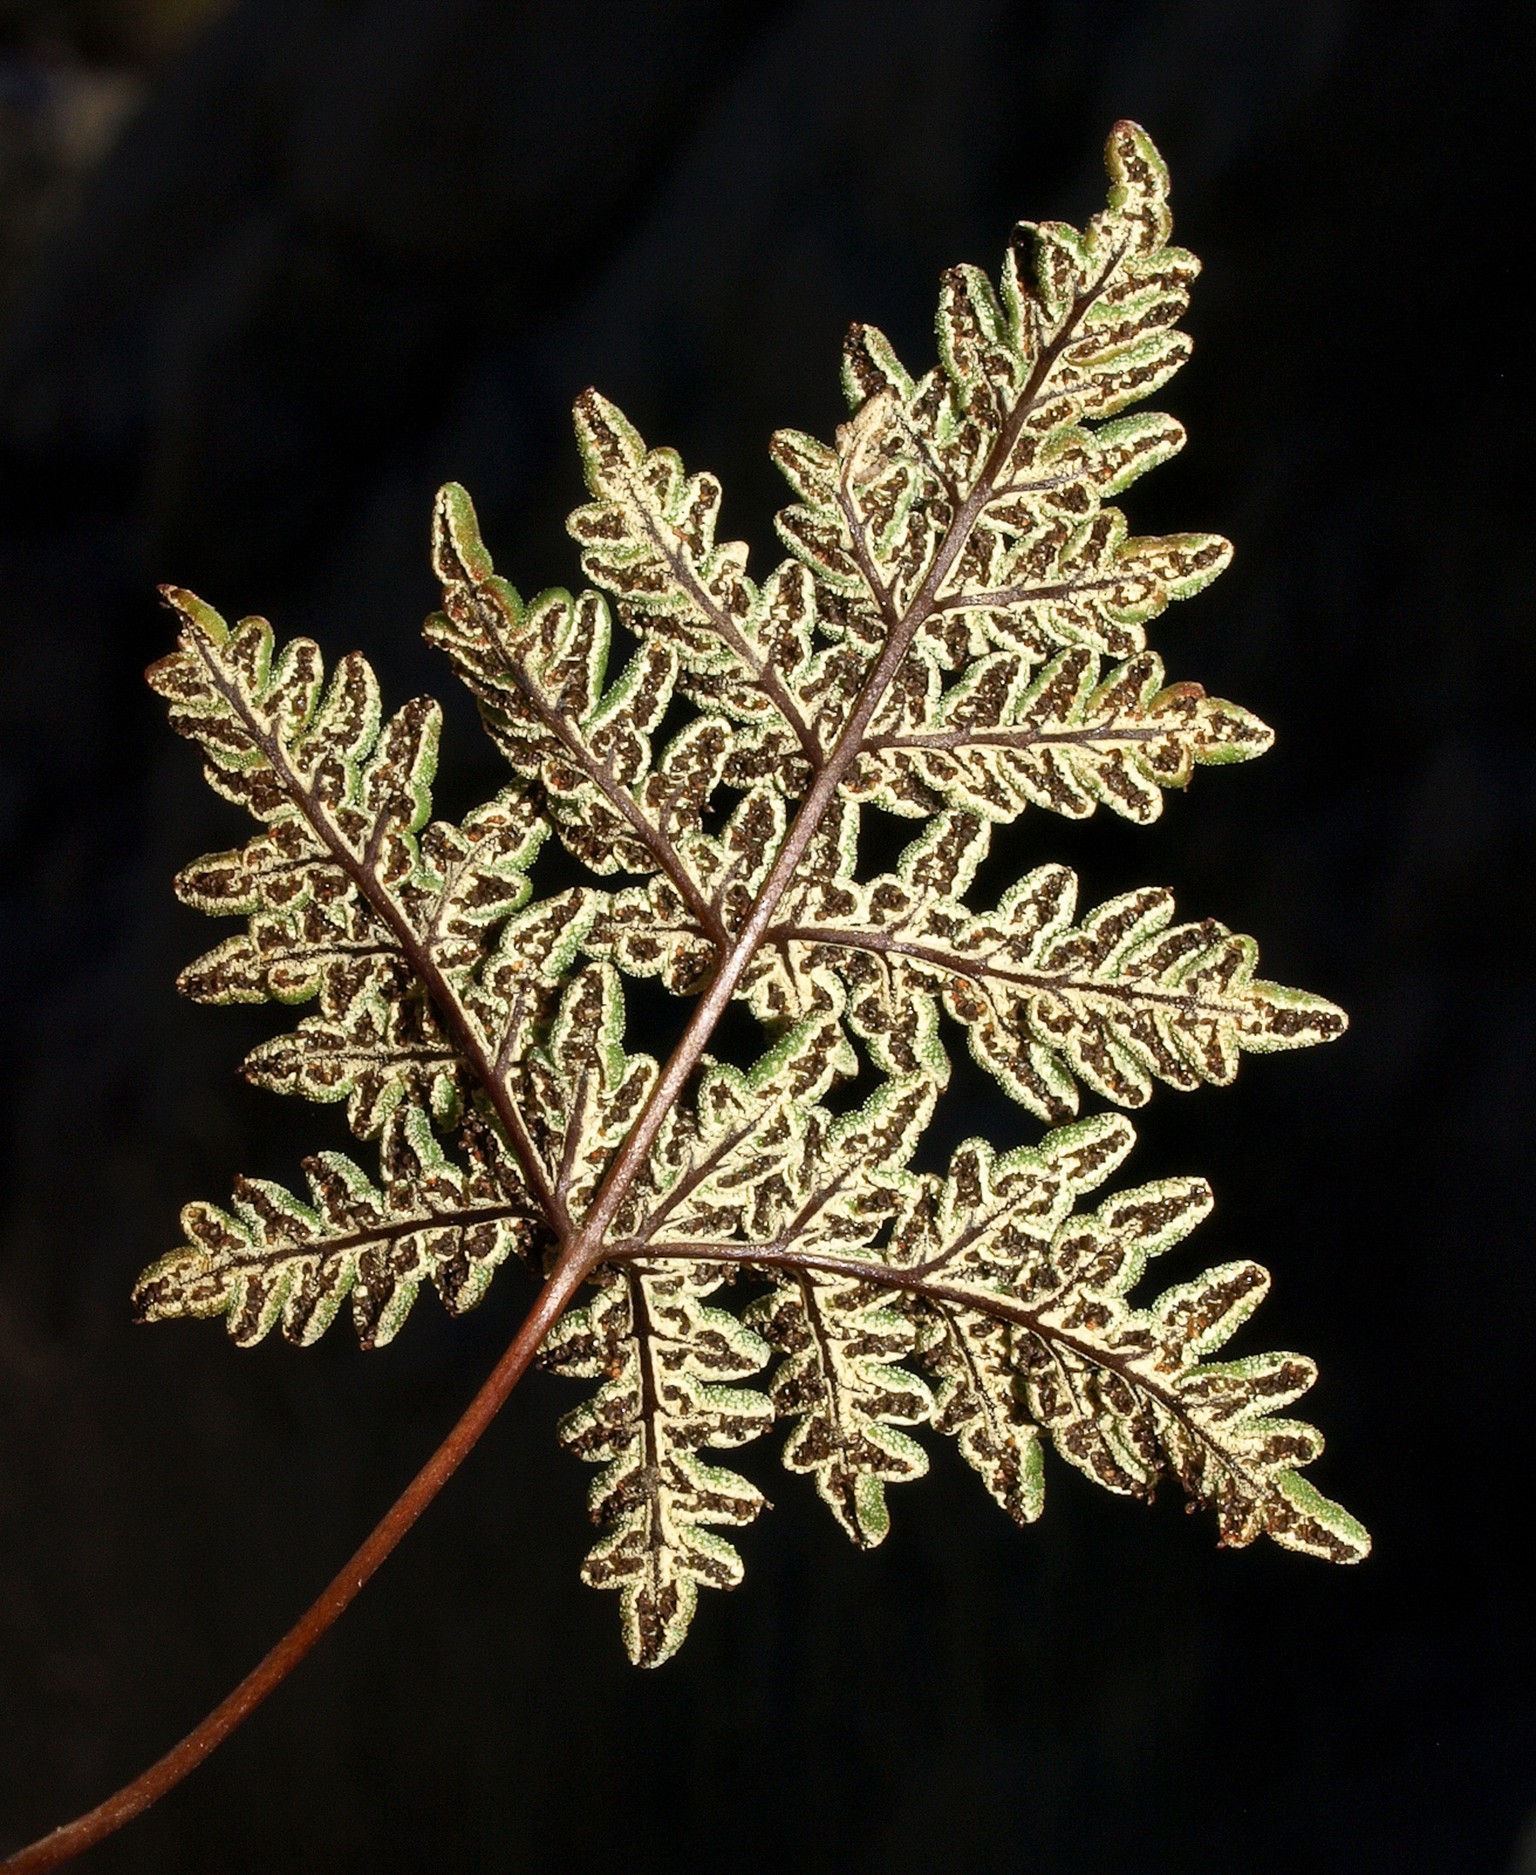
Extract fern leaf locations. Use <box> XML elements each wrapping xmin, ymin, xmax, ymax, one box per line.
<box><xmin>140</xmin><ymin>123</ymin><xmax>1366</xmax><ymax>1676</ymax></box>
<box><xmin>428</xmin><ymin>494</ymin><xmax>690</xmax><ymax>875</ymax></box>
<box><xmin>618</xmin><ymin>1012</ymin><xmax>856</xmax><ymax>1247</ymax></box>
<box><xmin>543</xmin><ymin>1263</ymin><xmax>772</xmax><ymax>1666</ymax></box>
<box><xmin>568</xmin><ymin>391</ymin><xmax>821</xmax><ymax>765</ymax></box>
<box><xmin>771</xmin><ymin>848</ymin><xmax>1346</xmax><ymax>1117</ymax></box>
<box><xmin>518</xmin><ymin>963</ymin><xmax>659</xmax><ymax>1219</ymax></box>
<box><xmin>147</xmin><ymin>593</ymin><xmax>562</xmax><ymax>1140</ymax></box>
<box><xmin>736</xmin><ymin>1078</ymin><xmax>936</xmax><ymax>1545</ymax></box>
<box><xmin>850</xmin><ymin>645</ymin><xmax>1272</xmax><ymax>825</ymax></box>
<box><xmin>587</xmin><ymin>789</ymin><xmax>859</xmax><ymax>1001</ymax></box>
<box><xmin>905</xmin><ymin>1114</ymin><xmax>1136</xmax><ymax>1522</ymax></box>
<box><xmin>613</xmin><ymin>795</ymin><xmax>1343</xmax><ymax>1114</ymax></box>
<box><xmin>134</xmin><ymin>1106</ymin><xmax>535</xmax><ymax>1348</ymax></box>
<box><xmin>771</xmin><ymin>121</ymin><xmax>1227</xmax><ymax>677</ymax></box>
<box><xmin>938</xmin><ymin>872</ymin><xmax>1347</xmax><ymax>1115</ymax></box>
<box><xmin>900</xmin><ymin>1129</ymin><xmax>1369</xmax><ymax>1561</ymax></box>
<box><xmin>747</xmin><ymin>1272</ymin><xmax>932</xmax><ymax>1547</ymax></box>
<box><xmin>175</xmin><ymin>789</ymin><xmax>546</xmax><ymax>1007</ymax></box>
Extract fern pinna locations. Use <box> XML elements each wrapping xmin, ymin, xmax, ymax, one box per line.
<box><xmin>137</xmin><ymin>122</ymin><xmax>1366</xmax><ymax>1673</ymax></box>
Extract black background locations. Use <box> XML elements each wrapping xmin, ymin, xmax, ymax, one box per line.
<box><xmin>0</xmin><ymin>2</ymin><xmax>1528</xmax><ymax>1870</ymax></box>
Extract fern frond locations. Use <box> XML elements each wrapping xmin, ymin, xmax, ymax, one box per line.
<box><xmin>517</xmin><ymin>963</ymin><xmax>659</xmax><ymax>1222</ymax></box>
<box><xmin>749</xmin><ymin>1272</ymin><xmax>931</xmax><ymax>1548</ymax></box>
<box><xmin>618</xmin><ymin>1011</ymin><xmax>856</xmax><ymax>1247</ymax></box>
<box><xmin>567</xmin><ymin>393</ymin><xmax>824</xmax><ymax>767</ymax></box>
<box><xmin>142</xmin><ymin>122</ymin><xmax>1365</xmax><ymax>1677</ymax></box>
<box><xmin>905</xmin><ymin>1113</ymin><xmax>1135</xmax><ymax>1522</ymax></box>
<box><xmin>543</xmin><ymin>1262</ymin><xmax>772</xmax><ymax>1666</ymax></box>
<box><xmin>427</xmin><ymin>491</ymin><xmax>714</xmax><ymax>898</ymax></box>
<box><xmin>898</xmin><ymin>1126</ymin><xmax>1370</xmax><ymax>1561</ymax></box>
<box><xmin>729</xmin><ymin>1079</ymin><xmax>936</xmax><ymax>1547</ymax></box>
<box><xmin>135</xmin><ymin>1105</ymin><xmax>536</xmax><ymax>1348</ymax></box>
<box><xmin>773</xmin><ymin>856</ymin><xmax>1346</xmax><ymax>1117</ymax></box>
<box><xmin>642</xmin><ymin>1105</ymin><xmax>1364</xmax><ymax>1563</ymax></box>
<box><xmin>848</xmin><ymin>645</ymin><xmax>1272</xmax><ymax>825</ymax></box>
<box><xmin>147</xmin><ymin>585</ymin><xmax>568</xmax><ymax>1264</ymax></box>
<box><xmin>771</xmin><ymin>122</ymin><xmax>1225</xmax><ymax>680</ymax></box>
<box><xmin>586</xmin><ymin>805</ymin><xmax>1343</xmax><ymax>1112</ymax></box>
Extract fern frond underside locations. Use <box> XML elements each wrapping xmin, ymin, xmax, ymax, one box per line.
<box><xmin>142</xmin><ymin>122</ymin><xmax>1366</xmax><ymax>1669</ymax></box>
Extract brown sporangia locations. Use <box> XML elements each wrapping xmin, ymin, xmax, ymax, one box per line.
<box><xmin>142</xmin><ymin>122</ymin><xmax>1367</xmax><ymax>1672</ymax></box>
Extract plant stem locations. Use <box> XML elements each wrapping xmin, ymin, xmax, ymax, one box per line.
<box><xmin>0</xmin><ymin>1254</ymin><xmax>590</xmax><ymax>1874</ymax></box>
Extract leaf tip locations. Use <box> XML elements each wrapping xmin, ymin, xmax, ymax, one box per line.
<box><xmin>432</xmin><ymin>482</ymin><xmax>494</xmax><ymax>586</ymax></box>
<box><xmin>1104</xmin><ymin>118</ymin><xmax>1171</xmax><ymax>198</ymax></box>
<box><xmin>158</xmin><ymin>584</ymin><xmax>229</xmax><ymax>647</ymax></box>
<box><xmin>1269</xmin><ymin>1470</ymin><xmax>1372</xmax><ymax>1564</ymax></box>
